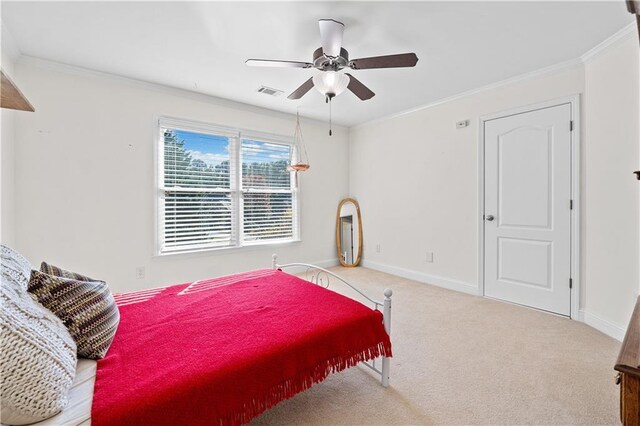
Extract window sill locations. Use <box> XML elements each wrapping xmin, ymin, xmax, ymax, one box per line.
<box><xmin>153</xmin><ymin>239</ymin><xmax>302</xmax><ymax>259</ymax></box>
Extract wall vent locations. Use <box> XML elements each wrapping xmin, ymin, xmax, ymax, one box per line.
<box><xmin>257</xmin><ymin>86</ymin><xmax>284</xmax><ymax>97</ymax></box>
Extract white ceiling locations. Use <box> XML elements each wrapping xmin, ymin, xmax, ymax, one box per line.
<box><xmin>1</xmin><ymin>1</ymin><xmax>633</xmax><ymax>126</ymax></box>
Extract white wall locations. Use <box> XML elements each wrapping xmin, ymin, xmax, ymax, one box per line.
<box><xmin>11</xmin><ymin>60</ymin><xmax>349</xmax><ymax>293</ymax></box>
<box><xmin>349</xmin><ymin>31</ymin><xmax>639</xmax><ymax>339</ymax></box>
<box><xmin>582</xmin><ymin>35</ymin><xmax>639</xmax><ymax>333</ymax></box>
<box><xmin>349</xmin><ymin>65</ymin><xmax>585</xmax><ymax>291</ymax></box>
<box><xmin>1</xmin><ymin>21</ymin><xmax>20</xmax><ymax>247</ymax></box>
<box><xmin>1</xmin><ymin>102</ymin><xmax>15</xmax><ymax>247</ymax></box>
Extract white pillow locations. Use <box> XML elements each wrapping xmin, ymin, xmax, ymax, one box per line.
<box><xmin>1</xmin><ymin>245</ymin><xmax>32</xmax><ymax>291</ymax></box>
<box><xmin>1</xmin><ymin>248</ymin><xmax>77</xmax><ymax>425</ymax></box>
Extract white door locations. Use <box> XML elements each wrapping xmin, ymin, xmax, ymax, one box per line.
<box><xmin>484</xmin><ymin>103</ymin><xmax>572</xmax><ymax>316</ymax></box>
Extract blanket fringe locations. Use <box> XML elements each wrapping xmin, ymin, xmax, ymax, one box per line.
<box><xmin>227</xmin><ymin>339</ymin><xmax>392</xmax><ymax>426</ymax></box>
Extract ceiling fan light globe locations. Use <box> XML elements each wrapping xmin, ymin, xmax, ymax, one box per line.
<box><xmin>313</xmin><ymin>71</ymin><xmax>350</xmax><ymax>97</ymax></box>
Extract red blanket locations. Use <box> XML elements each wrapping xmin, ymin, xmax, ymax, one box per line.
<box><xmin>92</xmin><ymin>269</ymin><xmax>392</xmax><ymax>425</ymax></box>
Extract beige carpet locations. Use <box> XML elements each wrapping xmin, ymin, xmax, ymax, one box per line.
<box><xmin>251</xmin><ymin>267</ymin><xmax>621</xmax><ymax>425</ymax></box>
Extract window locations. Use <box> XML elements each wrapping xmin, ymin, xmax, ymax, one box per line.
<box><xmin>157</xmin><ymin>118</ymin><xmax>298</xmax><ymax>255</ymax></box>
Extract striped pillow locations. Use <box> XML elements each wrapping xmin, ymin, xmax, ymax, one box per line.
<box><xmin>28</xmin><ymin>270</ymin><xmax>120</xmax><ymax>359</ymax></box>
<box><xmin>40</xmin><ymin>262</ymin><xmax>95</xmax><ymax>282</ymax></box>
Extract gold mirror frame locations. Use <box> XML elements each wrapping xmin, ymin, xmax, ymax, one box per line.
<box><xmin>336</xmin><ymin>198</ymin><xmax>363</xmax><ymax>267</ymax></box>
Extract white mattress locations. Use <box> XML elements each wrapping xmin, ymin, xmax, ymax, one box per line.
<box><xmin>28</xmin><ymin>359</ymin><xmax>95</xmax><ymax>426</ymax></box>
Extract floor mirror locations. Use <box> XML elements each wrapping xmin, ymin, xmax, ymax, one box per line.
<box><xmin>336</xmin><ymin>198</ymin><xmax>363</xmax><ymax>267</ymax></box>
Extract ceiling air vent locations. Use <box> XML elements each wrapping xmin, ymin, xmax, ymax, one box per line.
<box><xmin>257</xmin><ymin>86</ymin><xmax>284</xmax><ymax>97</ymax></box>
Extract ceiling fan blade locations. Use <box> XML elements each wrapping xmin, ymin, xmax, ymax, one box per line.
<box><xmin>319</xmin><ymin>19</ymin><xmax>344</xmax><ymax>58</ymax></box>
<box><xmin>345</xmin><ymin>73</ymin><xmax>375</xmax><ymax>101</ymax></box>
<box><xmin>287</xmin><ymin>78</ymin><xmax>315</xmax><ymax>100</ymax></box>
<box><xmin>245</xmin><ymin>59</ymin><xmax>312</xmax><ymax>69</ymax></box>
<box><xmin>349</xmin><ymin>53</ymin><xmax>418</xmax><ymax>70</ymax></box>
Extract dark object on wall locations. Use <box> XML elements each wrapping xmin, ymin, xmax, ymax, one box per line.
<box><xmin>615</xmin><ymin>297</ymin><xmax>640</xmax><ymax>425</ymax></box>
<box><xmin>634</xmin><ymin>171</ymin><xmax>640</xmax><ymax>180</ymax></box>
<box><xmin>627</xmin><ymin>1</ymin><xmax>640</xmax><ymax>46</ymax></box>
<box><xmin>1</xmin><ymin>69</ymin><xmax>34</xmax><ymax>112</ymax></box>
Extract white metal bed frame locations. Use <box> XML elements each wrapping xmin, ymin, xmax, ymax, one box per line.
<box><xmin>272</xmin><ymin>254</ymin><xmax>393</xmax><ymax>387</ymax></box>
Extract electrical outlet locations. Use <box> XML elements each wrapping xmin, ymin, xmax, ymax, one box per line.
<box><xmin>376</xmin><ymin>244</ymin><xmax>381</xmax><ymax>253</ymax></box>
<box><xmin>135</xmin><ymin>267</ymin><xmax>145</xmax><ymax>279</ymax></box>
<box><xmin>425</xmin><ymin>252</ymin><xmax>434</xmax><ymax>263</ymax></box>
<box><xmin>456</xmin><ymin>120</ymin><xmax>469</xmax><ymax>129</ymax></box>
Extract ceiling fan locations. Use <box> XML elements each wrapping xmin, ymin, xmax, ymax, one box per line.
<box><xmin>245</xmin><ymin>19</ymin><xmax>419</xmax><ymax>102</ymax></box>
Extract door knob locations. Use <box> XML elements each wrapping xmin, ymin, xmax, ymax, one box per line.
<box><xmin>485</xmin><ymin>215</ymin><xmax>495</xmax><ymax>222</ymax></box>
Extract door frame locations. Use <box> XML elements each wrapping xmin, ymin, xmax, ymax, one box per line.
<box><xmin>477</xmin><ymin>95</ymin><xmax>581</xmax><ymax>319</ymax></box>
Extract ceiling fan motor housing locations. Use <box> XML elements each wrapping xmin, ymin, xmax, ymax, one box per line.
<box><xmin>313</xmin><ymin>47</ymin><xmax>349</xmax><ymax>70</ymax></box>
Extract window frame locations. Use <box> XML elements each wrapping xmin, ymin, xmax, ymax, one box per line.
<box><xmin>155</xmin><ymin>116</ymin><xmax>300</xmax><ymax>256</ymax></box>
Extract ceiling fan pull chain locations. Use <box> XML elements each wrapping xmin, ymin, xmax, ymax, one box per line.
<box><xmin>329</xmin><ymin>96</ymin><xmax>333</xmax><ymax>136</ymax></box>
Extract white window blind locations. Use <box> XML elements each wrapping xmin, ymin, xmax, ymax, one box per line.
<box><xmin>158</xmin><ymin>119</ymin><xmax>298</xmax><ymax>255</ymax></box>
<box><xmin>242</xmin><ymin>140</ymin><xmax>294</xmax><ymax>243</ymax></box>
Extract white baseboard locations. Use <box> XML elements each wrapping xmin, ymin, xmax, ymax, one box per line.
<box><xmin>361</xmin><ymin>260</ymin><xmax>479</xmax><ymax>295</ymax></box>
<box><xmin>311</xmin><ymin>259</ymin><xmax>341</xmax><ymax>269</ymax></box>
<box><xmin>277</xmin><ymin>258</ymin><xmax>340</xmax><ymax>274</ymax></box>
<box><xmin>362</xmin><ymin>260</ymin><xmax>627</xmax><ymax>342</ymax></box>
<box><xmin>578</xmin><ymin>310</ymin><xmax>626</xmax><ymax>342</ymax></box>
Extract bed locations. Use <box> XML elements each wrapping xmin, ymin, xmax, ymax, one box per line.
<box><xmin>20</xmin><ymin>255</ymin><xmax>393</xmax><ymax>426</ymax></box>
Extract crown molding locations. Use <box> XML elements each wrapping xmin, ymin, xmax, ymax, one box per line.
<box><xmin>14</xmin><ymin>19</ymin><xmax>636</xmax><ymax>132</ymax></box>
<box><xmin>580</xmin><ymin>22</ymin><xmax>636</xmax><ymax>63</ymax></box>
<box><xmin>16</xmin><ymin>55</ymin><xmax>347</xmax><ymax>129</ymax></box>
<box><xmin>351</xmin><ymin>21</ymin><xmax>636</xmax><ymax>131</ymax></box>
<box><xmin>351</xmin><ymin>57</ymin><xmax>584</xmax><ymax>131</ymax></box>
